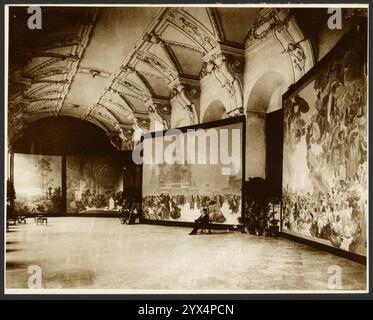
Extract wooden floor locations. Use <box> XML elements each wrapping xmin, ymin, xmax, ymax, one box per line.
<box><xmin>6</xmin><ymin>217</ymin><xmax>367</xmax><ymax>292</ymax></box>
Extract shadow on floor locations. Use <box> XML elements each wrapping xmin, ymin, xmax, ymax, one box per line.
<box><xmin>6</xmin><ymin>261</ymin><xmax>29</xmax><ymax>270</ymax></box>
<box><xmin>192</xmin><ymin>231</ymin><xmax>231</xmax><ymax>235</ymax></box>
<box><xmin>44</xmin><ymin>269</ymin><xmax>96</xmax><ymax>288</ymax></box>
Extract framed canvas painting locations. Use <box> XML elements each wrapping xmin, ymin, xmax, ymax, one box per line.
<box><xmin>282</xmin><ymin>25</ymin><xmax>367</xmax><ymax>257</ymax></box>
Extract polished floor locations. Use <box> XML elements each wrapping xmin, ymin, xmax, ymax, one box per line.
<box><xmin>6</xmin><ymin>217</ymin><xmax>367</xmax><ymax>292</ymax></box>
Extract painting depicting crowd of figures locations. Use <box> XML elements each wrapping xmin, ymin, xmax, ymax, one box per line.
<box><xmin>66</xmin><ymin>156</ymin><xmax>123</xmax><ymax>213</ymax></box>
<box><xmin>142</xmin><ymin>123</ymin><xmax>243</xmax><ymax>225</ymax></box>
<box><xmin>282</xmin><ymin>31</ymin><xmax>367</xmax><ymax>256</ymax></box>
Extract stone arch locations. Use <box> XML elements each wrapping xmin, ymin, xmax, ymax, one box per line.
<box><xmin>13</xmin><ymin>112</ymin><xmax>129</xmax><ymax>151</ymax></box>
<box><xmin>12</xmin><ymin>115</ymin><xmax>119</xmax><ymax>154</ymax></box>
<box><xmin>243</xmin><ymin>9</ymin><xmax>315</xmax><ymax>114</ymax></box>
<box><xmin>202</xmin><ymin>100</ymin><xmax>226</xmax><ymax>123</ymax></box>
<box><xmin>246</xmin><ymin>71</ymin><xmax>286</xmax><ymax>113</ymax></box>
<box><xmin>244</xmin><ymin>71</ymin><xmax>286</xmax><ymax>180</ymax></box>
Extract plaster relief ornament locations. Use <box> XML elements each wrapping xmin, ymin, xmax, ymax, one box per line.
<box><xmin>165</xmin><ymin>8</ymin><xmax>217</xmax><ymax>53</ymax></box>
<box><xmin>179</xmin><ymin>17</ymin><xmax>215</xmax><ymax>51</ymax></box>
<box><xmin>134</xmin><ymin>117</ymin><xmax>151</xmax><ymax>130</ymax></box>
<box><xmin>119</xmin><ymin>127</ymin><xmax>134</xmax><ymax>142</ymax></box>
<box><xmin>201</xmin><ymin>53</ymin><xmax>243</xmax><ymax>112</ymax></box>
<box><xmin>109</xmin><ymin>132</ymin><xmax>123</xmax><ymax>150</ymax></box>
<box><xmin>244</xmin><ymin>10</ymin><xmax>279</xmax><ymax>48</ymax></box>
<box><xmin>116</xmin><ymin>79</ymin><xmax>151</xmax><ymax>102</ymax></box>
<box><xmin>228</xmin><ymin>56</ymin><xmax>245</xmax><ymax>74</ymax></box>
<box><xmin>187</xmin><ymin>86</ymin><xmax>200</xmax><ymax>99</ymax></box>
<box><xmin>136</xmin><ymin>51</ymin><xmax>177</xmax><ymax>82</ymax></box>
<box><xmin>157</xmin><ymin>104</ymin><xmax>171</xmax><ymax>116</ymax></box>
<box><xmin>226</xmin><ymin>107</ymin><xmax>244</xmax><ymax>118</ymax></box>
<box><xmin>146</xmin><ymin>99</ymin><xmax>169</xmax><ymax>130</ymax></box>
<box><xmin>286</xmin><ymin>42</ymin><xmax>306</xmax><ymax>71</ymax></box>
<box><xmin>170</xmin><ymin>83</ymin><xmax>198</xmax><ymax>124</ymax></box>
<box><xmin>143</xmin><ymin>31</ymin><xmax>161</xmax><ymax>44</ymax></box>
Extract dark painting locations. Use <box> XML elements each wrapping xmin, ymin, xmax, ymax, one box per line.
<box><xmin>66</xmin><ymin>155</ymin><xmax>123</xmax><ymax>214</ymax></box>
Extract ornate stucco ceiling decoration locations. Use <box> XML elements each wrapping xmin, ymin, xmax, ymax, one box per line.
<box><xmin>9</xmin><ymin>6</ymin><xmax>265</xmax><ymax>150</ymax></box>
<box><xmin>95</xmin><ymin>7</ymin><xmax>221</xmax><ymax>135</ymax></box>
<box><xmin>244</xmin><ymin>8</ymin><xmax>315</xmax><ymax>83</ymax></box>
<box><xmin>8</xmin><ymin>7</ymin><xmax>99</xmax><ymax>144</ymax></box>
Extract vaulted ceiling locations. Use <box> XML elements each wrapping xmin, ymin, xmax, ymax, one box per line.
<box><xmin>8</xmin><ymin>6</ymin><xmax>261</xmax><ymax>149</ymax></box>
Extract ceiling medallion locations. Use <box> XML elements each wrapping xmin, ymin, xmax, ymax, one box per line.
<box><xmin>136</xmin><ymin>117</ymin><xmax>151</xmax><ymax>130</ymax></box>
<box><xmin>157</xmin><ymin>104</ymin><xmax>171</xmax><ymax>116</ymax></box>
<box><xmin>187</xmin><ymin>85</ymin><xmax>200</xmax><ymax>99</ymax></box>
<box><xmin>89</xmin><ymin>69</ymin><xmax>101</xmax><ymax>78</ymax></box>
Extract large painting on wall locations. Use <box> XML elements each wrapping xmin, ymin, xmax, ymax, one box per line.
<box><xmin>142</xmin><ymin>118</ymin><xmax>244</xmax><ymax>225</ymax></box>
<box><xmin>282</xmin><ymin>27</ymin><xmax>367</xmax><ymax>256</ymax></box>
<box><xmin>14</xmin><ymin>153</ymin><xmax>62</xmax><ymax>214</ymax></box>
<box><xmin>66</xmin><ymin>155</ymin><xmax>123</xmax><ymax>214</ymax></box>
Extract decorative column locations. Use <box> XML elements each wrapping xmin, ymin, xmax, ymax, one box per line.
<box><xmin>246</xmin><ymin>111</ymin><xmax>267</xmax><ymax>180</ymax></box>
<box><xmin>61</xmin><ymin>155</ymin><xmax>67</xmax><ymax>215</ymax></box>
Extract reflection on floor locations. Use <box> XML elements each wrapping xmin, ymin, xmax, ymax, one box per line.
<box><xmin>6</xmin><ymin>218</ymin><xmax>366</xmax><ymax>291</ymax></box>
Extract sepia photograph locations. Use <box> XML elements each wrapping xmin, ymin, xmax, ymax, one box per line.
<box><xmin>3</xmin><ymin>3</ymin><xmax>369</xmax><ymax>296</ymax></box>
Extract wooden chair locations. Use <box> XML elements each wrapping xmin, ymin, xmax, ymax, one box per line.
<box><xmin>17</xmin><ymin>215</ymin><xmax>27</xmax><ymax>224</ymax></box>
<box><xmin>7</xmin><ymin>217</ymin><xmax>17</xmax><ymax>226</ymax></box>
<box><xmin>36</xmin><ymin>215</ymin><xmax>48</xmax><ymax>226</ymax></box>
